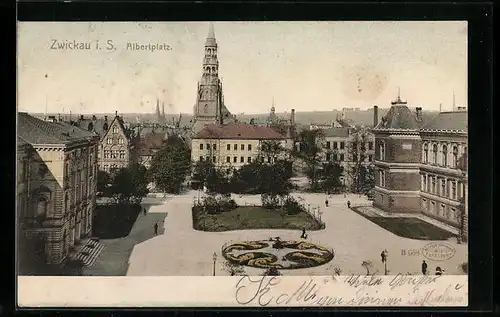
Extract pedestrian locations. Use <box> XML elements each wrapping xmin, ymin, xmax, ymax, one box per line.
<box><xmin>154</xmin><ymin>222</ymin><xmax>158</xmax><ymax>235</ymax></box>
<box><xmin>300</xmin><ymin>227</ymin><xmax>308</xmax><ymax>239</ymax></box>
<box><xmin>143</xmin><ymin>208</ymin><xmax>147</xmax><ymax>215</ymax></box>
<box><xmin>325</xmin><ymin>198</ymin><xmax>329</xmax><ymax>207</ymax></box>
<box><xmin>421</xmin><ymin>260</ymin><xmax>428</xmax><ymax>275</ymax></box>
<box><xmin>347</xmin><ymin>200</ymin><xmax>351</xmax><ymax>209</ymax></box>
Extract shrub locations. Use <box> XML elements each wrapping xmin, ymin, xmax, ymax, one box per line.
<box><xmin>283</xmin><ymin>196</ymin><xmax>305</xmax><ymax>215</ymax></box>
<box><xmin>261</xmin><ymin>193</ymin><xmax>280</xmax><ymax>209</ymax></box>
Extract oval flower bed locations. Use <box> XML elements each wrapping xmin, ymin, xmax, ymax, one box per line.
<box><xmin>222</xmin><ymin>239</ymin><xmax>334</xmax><ymax>269</ymax></box>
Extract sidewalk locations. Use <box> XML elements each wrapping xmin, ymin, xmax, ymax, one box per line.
<box><xmin>355</xmin><ymin>205</ymin><xmax>459</xmax><ymax>235</ymax></box>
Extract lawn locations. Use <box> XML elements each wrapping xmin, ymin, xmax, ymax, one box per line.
<box><xmin>193</xmin><ymin>206</ymin><xmax>323</xmax><ymax>232</ymax></box>
<box><xmin>365</xmin><ymin>216</ymin><xmax>455</xmax><ymax>240</ymax></box>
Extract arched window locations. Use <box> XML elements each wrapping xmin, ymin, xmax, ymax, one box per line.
<box><xmin>441</xmin><ymin>145</ymin><xmax>448</xmax><ymax>166</ymax></box>
<box><xmin>423</xmin><ymin>143</ymin><xmax>429</xmax><ymax>163</ymax></box>
<box><xmin>207</xmin><ymin>48</ymin><xmax>211</xmax><ymax>55</ymax></box>
<box><xmin>452</xmin><ymin>146</ymin><xmax>458</xmax><ymax>167</ymax></box>
<box><xmin>432</xmin><ymin>144</ymin><xmax>438</xmax><ymax>164</ymax></box>
<box><xmin>212</xmin><ymin>66</ymin><xmax>216</xmax><ymax>73</ymax></box>
<box><xmin>206</xmin><ymin>67</ymin><xmax>211</xmax><ymax>74</ymax></box>
<box><xmin>35</xmin><ymin>197</ymin><xmax>47</xmax><ymax>221</ymax></box>
<box><xmin>379</xmin><ymin>142</ymin><xmax>386</xmax><ymax>160</ymax></box>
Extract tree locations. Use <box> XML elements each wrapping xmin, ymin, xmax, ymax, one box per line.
<box><xmin>149</xmin><ymin>135</ymin><xmax>191</xmax><ymax>194</ymax></box>
<box><xmin>345</xmin><ymin>129</ymin><xmax>372</xmax><ymax>193</ymax></box>
<box><xmin>97</xmin><ymin>170</ymin><xmax>111</xmax><ymax>194</ymax></box>
<box><xmin>230</xmin><ymin>161</ymin><xmax>261</xmax><ymax>193</ymax></box>
<box><xmin>192</xmin><ymin>159</ymin><xmax>216</xmax><ymax>187</ymax></box>
<box><xmin>109</xmin><ymin>163</ymin><xmax>149</xmax><ymax>205</ymax></box>
<box><xmin>206</xmin><ymin>167</ymin><xmax>230</xmax><ymax>194</ymax></box>
<box><xmin>320</xmin><ymin>162</ymin><xmax>344</xmax><ymax>193</ymax></box>
<box><xmin>294</xmin><ymin>129</ymin><xmax>325</xmax><ymax>189</ymax></box>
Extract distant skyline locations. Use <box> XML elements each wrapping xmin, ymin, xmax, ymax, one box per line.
<box><xmin>17</xmin><ymin>21</ymin><xmax>467</xmax><ymax>115</ymax></box>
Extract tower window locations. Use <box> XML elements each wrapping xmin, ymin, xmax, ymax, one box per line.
<box><xmin>234</xmin><ymin>144</ymin><xmax>237</xmax><ymax>150</ymax></box>
<box><xmin>200</xmin><ymin>144</ymin><xmax>204</xmax><ymax>150</ymax></box>
<box><xmin>227</xmin><ymin>144</ymin><xmax>231</xmax><ymax>151</ymax></box>
<box><xmin>226</xmin><ymin>156</ymin><xmax>230</xmax><ymax>163</ymax></box>
<box><xmin>233</xmin><ymin>156</ymin><xmax>237</xmax><ymax>163</ymax></box>
<box><xmin>240</xmin><ymin>156</ymin><xmax>244</xmax><ymax>163</ymax></box>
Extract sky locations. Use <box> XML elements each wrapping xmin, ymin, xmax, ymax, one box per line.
<box><xmin>17</xmin><ymin>21</ymin><xmax>467</xmax><ymax>115</ymax></box>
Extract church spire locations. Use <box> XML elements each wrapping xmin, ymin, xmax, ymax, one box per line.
<box><xmin>155</xmin><ymin>98</ymin><xmax>161</xmax><ymax>121</ymax></box>
<box><xmin>205</xmin><ymin>23</ymin><xmax>217</xmax><ymax>46</ymax></box>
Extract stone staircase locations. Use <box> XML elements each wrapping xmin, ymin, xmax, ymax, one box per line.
<box><xmin>74</xmin><ymin>238</ymin><xmax>105</xmax><ymax>267</ymax></box>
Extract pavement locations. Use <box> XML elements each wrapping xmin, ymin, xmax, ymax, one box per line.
<box><xmin>125</xmin><ymin>191</ymin><xmax>468</xmax><ymax>276</ymax></box>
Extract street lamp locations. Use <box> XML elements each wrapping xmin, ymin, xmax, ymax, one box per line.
<box><xmin>212</xmin><ymin>252</ymin><xmax>217</xmax><ymax>276</ymax></box>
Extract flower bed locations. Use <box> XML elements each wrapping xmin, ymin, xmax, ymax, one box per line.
<box><xmin>222</xmin><ymin>239</ymin><xmax>334</xmax><ymax>269</ymax></box>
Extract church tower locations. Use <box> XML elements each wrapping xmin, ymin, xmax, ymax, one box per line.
<box><xmin>192</xmin><ymin>23</ymin><xmax>233</xmax><ymax>133</ymax></box>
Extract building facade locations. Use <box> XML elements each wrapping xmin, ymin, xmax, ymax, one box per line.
<box><xmin>372</xmin><ymin>98</ymin><xmax>468</xmax><ymax>235</ymax></box>
<box><xmin>419</xmin><ymin>110</ymin><xmax>467</xmax><ymax>234</ymax></box>
<box><xmin>192</xmin><ymin>24</ymin><xmax>234</xmax><ymax>134</ymax></box>
<box><xmin>18</xmin><ymin>113</ymin><xmax>100</xmax><ymax>267</ymax></box>
<box><xmin>191</xmin><ymin>122</ymin><xmax>292</xmax><ymax>170</ymax></box>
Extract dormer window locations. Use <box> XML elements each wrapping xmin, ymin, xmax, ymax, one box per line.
<box><xmin>118</xmin><ymin>138</ymin><xmax>124</xmax><ymax>144</ymax></box>
<box><xmin>113</xmin><ymin>126</ymin><xmax>118</xmax><ymax>134</ymax></box>
<box><xmin>107</xmin><ymin>138</ymin><xmax>113</xmax><ymax>145</ymax></box>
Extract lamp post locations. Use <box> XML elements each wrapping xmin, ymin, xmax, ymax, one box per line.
<box><xmin>212</xmin><ymin>252</ymin><xmax>217</xmax><ymax>276</ymax></box>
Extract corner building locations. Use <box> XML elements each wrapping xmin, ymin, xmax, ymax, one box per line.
<box><xmin>372</xmin><ymin>96</ymin><xmax>423</xmax><ymax>213</ymax></box>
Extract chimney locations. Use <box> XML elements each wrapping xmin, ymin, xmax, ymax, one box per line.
<box><xmin>291</xmin><ymin>109</ymin><xmax>295</xmax><ymax>125</ymax></box>
<box><xmin>373</xmin><ymin>105</ymin><xmax>379</xmax><ymax>127</ymax></box>
<box><xmin>115</xmin><ymin>111</ymin><xmax>118</xmax><ymax>117</ymax></box>
<box><xmin>416</xmin><ymin>107</ymin><xmax>422</xmax><ymax>121</ymax></box>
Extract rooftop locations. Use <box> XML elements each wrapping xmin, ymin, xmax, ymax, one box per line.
<box><xmin>193</xmin><ymin>122</ymin><xmax>285</xmax><ymax>140</ymax></box>
<box><xmin>322</xmin><ymin>127</ymin><xmax>351</xmax><ymax>138</ymax></box>
<box><xmin>18</xmin><ymin>112</ymin><xmax>98</xmax><ymax>145</ymax></box>
<box><xmin>420</xmin><ymin>111</ymin><xmax>467</xmax><ymax>132</ymax></box>
<box><xmin>374</xmin><ymin>105</ymin><xmax>421</xmax><ymax>130</ymax></box>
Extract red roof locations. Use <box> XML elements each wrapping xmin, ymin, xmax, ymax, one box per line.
<box><xmin>193</xmin><ymin>122</ymin><xmax>285</xmax><ymax>140</ymax></box>
<box><xmin>137</xmin><ymin>132</ymin><xmax>165</xmax><ymax>156</ymax></box>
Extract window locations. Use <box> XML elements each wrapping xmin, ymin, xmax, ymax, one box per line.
<box><xmin>379</xmin><ymin>170</ymin><xmax>386</xmax><ymax>187</ymax></box>
<box><xmin>233</xmin><ymin>156</ymin><xmax>237</xmax><ymax>163</ymax></box>
<box><xmin>452</xmin><ymin>182</ymin><xmax>457</xmax><ymax>200</ymax></box>
<box><xmin>248</xmin><ymin>144</ymin><xmax>252</xmax><ymax>151</ymax></box>
<box><xmin>212</xmin><ymin>156</ymin><xmax>216</xmax><ymax>163</ymax></box>
<box><xmin>240</xmin><ymin>156</ymin><xmax>244</xmax><ymax>163</ymax></box>
<box><xmin>111</xmin><ymin>151</ymin><xmax>117</xmax><ymax>159</ymax></box>
<box><xmin>234</xmin><ymin>144</ymin><xmax>238</xmax><ymax>150</ymax></box>
<box><xmin>118</xmin><ymin>138</ymin><xmax>124</xmax><ymax>144</ymax></box>
<box><xmin>379</xmin><ymin>142</ymin><xmax>386</xmax><ymax>160</ymax></box>
<box><xmin>241</xmin><ymin>144</ymin><xmax>245</xmax><ymax>151</ymax></box>
<box><xmin>452</xmin><ymin>146</ymin><xmax>458</xmax><ymax>168</ymax></box>
<box><xmin>340</xmin><ymin>142</ymin><xmax>345</xmax><ymax>150</ymax></box>
<box><xmin>423</xmin><ymin>143</ymin><xmax>429</xmax><ymax>163</ymax></box>
<box><xmin>340</xmin><ymin>154</ymin><xmax>345</xmax><ymax>161</ymax></box>
<box><xmin>368</xmin><ymin>154</ymin><xmax>373</xmax><ymax>162</ymax></box>
<box><xmin>206</xmin><ymin>156</ymin><xmax>210</xmax><ymax>162</ymax></box>
<box><xmin>119</xmin><ymin>150</ymin><xmax>125</xmax><ymax>159</ymax></box>
<box><xmin>227</xmin><ymin>144</ymin><xmax>231</xmax><ymax>151</ymax></box>
<box><xmin>267</xmin><ymin>156</ymin><xmax>271</xmax><ymax>163</ymax></box>
<box><xmin>422</xmin><ymin>175</ymin><xmax>427</xmax><ymax>191</ymax></box>
<box><xmin>431</xmin><ymin>177</ymin><xmax>436</xmax><ymax>194</ymax></box>
<box><xmin>35</xmin><ymin>197</ymin><xmax>47</xmax><ymax>219</ymax></box>
<box><xmin>368</xmin><ymin>142</ymin><xmax>373</xmax><ymax>150</ymax></box>
<box><xmin>107</xmin><ymin>138</ymin><xmax>113</xmax><ymax>145</ymax></box>
<box><xmin>199</xmin><ymin>156</ymin><xmax>204</xmax><ymax>162</ymax></box>
<box><xmin>247</xmin><ymin>157</ymin><xmax>252</xmax><ymax>163</ymax></box>
<box><xmin>112</xmin><ymin>126</ymin><xmax>118</xmax><ymax>133</ymax></box>
<box><xmin>104</xmin><ymin>164</ymin><xmax>109</xmax><ymax>171</ymax></box>
<box><xmin>333</xmin><ymin>154</ymin><xmax>338</xmax><ymax>161</ymax></box>
<box><xmin>441</xmin><ymin>179</ymin><xmax>446</xmax><ymax>196</ymax></box>
<box><xmin>326</xmin><ymin>153</ymin><xmax>331</xmax><ymax>161</ymax></box>
<box><xmin>226</xmin><ymin>156</ymin><xmax>230</xmax><ymax>163</ymax></box>
<box><xmin>326</xmin><ymin>141</ymin><xmax>331</xmax><ymax>149</ymax></box>
<box><xmin>441</xmin><ymin>145</ymin><xmax>448</xmax><ymax>166</ymax></box>
<box><xmin>206</xmin><ymin>144</ymin><xmax>210</xmax><ymax>150</ymax></box>
<box><xmin>104</xmin><ymin>150</ymin><xmax>110</xmax><ymax>159</ymax></box>
<box><xmin>213</xmin><ymin>144</ymin><xmax>217</xmax><ymax>150</ymax></box>
<box><xmin>432</xmin><ymin>144</ymin><xmax>438</xmax><ymax>164</ymax></box>
<box><xmin>333</xmin><ymin>142</ymin><xmax>338</xmax><ymax>149</ymax></box>
<box><xmin>200</xmin><ymin>144</ymin><xmax>204</xmax><ymax>150</ymax></box>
